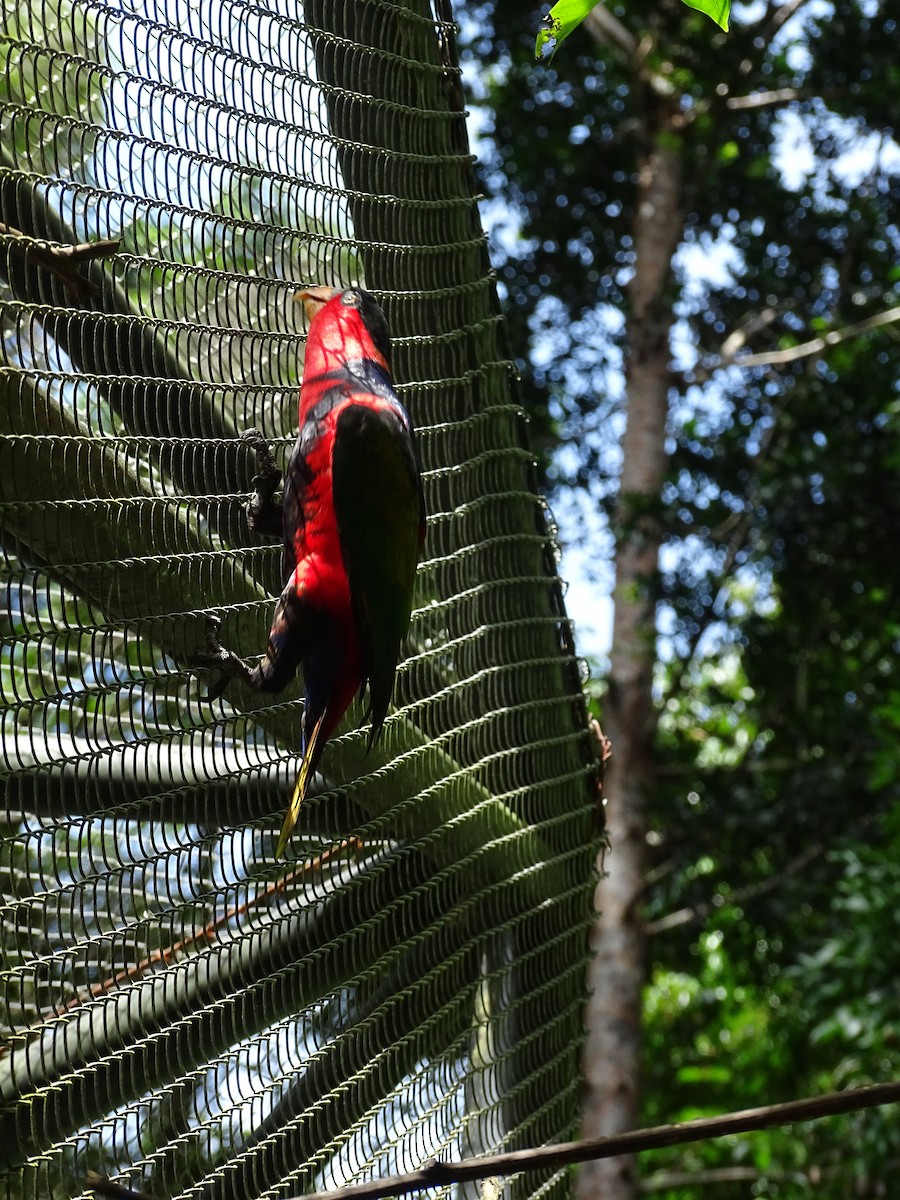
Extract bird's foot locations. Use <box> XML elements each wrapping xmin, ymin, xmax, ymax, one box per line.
<box><xmin>242</xmin><ymin>427</ymin><xmax>280</xmax><ymax>485</ymax></box>
<box><xmin>242</xmin><ymin>428</ymin><xmax>283</xmax><ymax>535</ymax></box>
<box><xmin>197</xmin><ymin>614</ymin><xmax>253</xmax><ymax>702</ymax></box>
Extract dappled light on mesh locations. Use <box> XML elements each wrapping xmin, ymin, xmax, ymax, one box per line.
<box><xmin>0</xmin><ymin>1</ymin><xmax>600</xmax><ymax>1198</ymax></box>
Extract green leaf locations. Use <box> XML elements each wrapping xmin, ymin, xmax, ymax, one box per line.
<box><xmin>535</xmin><ymin>0</ymin><xmax>730</xmax><ymax>60</ymax></box>
<box><xmin>679</xmin><ymin>0</ymin><xmax>730</xmax><ymax>31</ymax></box>
<box><xmin>535</xmin><ymin>0</ymin><xmax>598</xmax><ymax>61</ymax></box>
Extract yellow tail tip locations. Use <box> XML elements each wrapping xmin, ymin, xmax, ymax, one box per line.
<box><xmin>275</xmin><ymin>708</ymin><xmax>328</xmax><ymax>858</ymax></box>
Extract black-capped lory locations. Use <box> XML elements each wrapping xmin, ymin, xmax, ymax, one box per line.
<box><xmin>203</xmin><ymin>286</ymin><xmax>426</xmax><ymax>856</ymax></box>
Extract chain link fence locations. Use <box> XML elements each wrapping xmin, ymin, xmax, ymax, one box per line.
<box><xmin>1</xmin><ymin>1</ymin><xmax>602</xmax><ymax>1197</ymax></box>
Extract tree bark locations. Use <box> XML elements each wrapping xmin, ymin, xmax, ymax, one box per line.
<box><xmin>577</xmin><ymin>118</ymin><xmax>682</xmax><ymax>1200</ymax></box>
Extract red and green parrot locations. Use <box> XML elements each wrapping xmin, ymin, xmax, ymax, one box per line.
<box><xmin>203</xmin><ymin>286</ymin><xmax>426</xmax><ymax>856</ymax></box>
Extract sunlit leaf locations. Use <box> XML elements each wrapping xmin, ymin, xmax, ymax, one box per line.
<box><xmin>535</xmin><ymin>0</ymin><xmax>597</xmax><ymax>61</ymax></box>
<box><xmin>535</xmin><ymin>0</ymin><xmax>730</xmax><ymax>60</ymax></box>
<box><xmin>680</xmin><ymin>0</ymin><xmax>730</xmax><ymax>31</ymax></box>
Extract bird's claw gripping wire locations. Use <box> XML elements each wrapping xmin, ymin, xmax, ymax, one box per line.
<box><xmin>198</xmin><ymin>614</ymin><xmax>255</xmax><ymax>702</ymax></box>
<box><xmin>242</xmin><ymin>427</ymin><xmax>283</xmax><ymax>535</ymax></box>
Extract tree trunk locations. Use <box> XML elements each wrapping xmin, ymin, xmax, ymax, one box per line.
<box><xmin>577</xmin><ymin>117</ymin><xmax>682</xmax><ymax>1200</ymax></box>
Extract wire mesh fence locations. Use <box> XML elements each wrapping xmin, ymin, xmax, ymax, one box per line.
<box><xmin>1</xmin><ymin>0</ymin><xmax>601</xmax><ymax>1197</ymax></box>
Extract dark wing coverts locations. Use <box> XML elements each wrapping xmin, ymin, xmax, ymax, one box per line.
<box><xmin>332</xmin><ymin>400</ymin><xmax>424</xmax><ymax>745</ymax></box>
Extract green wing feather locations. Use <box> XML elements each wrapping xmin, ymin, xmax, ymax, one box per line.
<box><xmin>332</xmin><ymin>402</ymin><xmax>423</xmax><ymax>745</ymax></box>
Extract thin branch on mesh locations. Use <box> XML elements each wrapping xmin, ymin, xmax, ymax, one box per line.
<box><xmin>0</xmin><ymin>222</ymin><xmax>120</xmax><ymax>299</ymax></box>
<box><xmin>87</xmin><ymin>1176</ymin><xmax>155</xmax><ymax>1200</ymax></box>
<box><xmin>85</xmin><ymin>1080</ymin><xmax>900</xmax><ymax>1200</ymax></box>
<box><xmin>42</xmin><ymin>839</ymin><xmax>362</xmax><ymax>1018</ymax></box>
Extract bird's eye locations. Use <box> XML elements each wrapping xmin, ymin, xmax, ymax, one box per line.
<box><xmin>341</xmin><ymin>289</ymin><xmax>361</xmax><ymax>308</ymax></box>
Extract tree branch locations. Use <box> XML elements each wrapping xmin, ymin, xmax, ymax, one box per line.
<box><xmin>716</xmin><ymin>305</ymin><xmax>781</xmax><ymax>359</ymax></box>
<box><xmin>656</xmin><ymin>401</ymin><xmax>782</xmax><ymax>710</ymax></box>
<box><xmin>583</xmin><ymin>6</ymin><xmax>638</xmax><ymax>58</ymax></box>
<box><xmin>643</xmin><ymin>1165</ymin><xmax>804</xmax><ymax>1189</ymax></box>
<box><xmin>48</xmin><ymin>840</ymin><xmax>363</xmax><ymax>1021</ymax></box>
<box><xmin>655</xmin><ymin>756</ymin><xmax>809</xmax><ymax>777</ymax></box>
<box><xmin>705</xmin><ymin>305</ymin><xmax>900</xmax><ymax>376</ymax></box>
<box><xmin>725</xmin><ymin>87</ymin><xmax>808</xmax><ymax>110</ymax></box>
<box><xmin>87</xmin><ymin>1178</ymin><xmax>156</xmax><ymax>1200</ymax></box>
<box><xmin>645</xmin><ymin>837</ymin><xmax>826</xmax><ymax>936</ymax></box>
<box><xmin>86</xmin><ymin>1082</ymin><xmax>900</xmax><ymax>1200</ymax></box>
<box><xmin>751</xmin><ymin>0</ymin><xmax>818</xmax><ymax>51</ymax></box>
<box><xmin>0</xmin><ymin>222</ymin><xmax>120</xmax><ymax>299</ymax></box>
<box><xmin>768</xmin><ymin>0</ymin><xmax>817</xmax><ymax>36</ymax></box>
<box><xmin>644</xmin><ymin>808</ymin><xmax>882</xmax><ymax>937</ymax></box>
<box><xmin>581</xmin><ymin>10</ymin><xmax>678</xmax><ymax>103</ymax></box>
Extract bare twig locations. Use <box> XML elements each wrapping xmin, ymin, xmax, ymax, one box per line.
<box><xmin>749</xmin><ymin>0</ymin><xmax>818</xmax><ymax>51</ymax></box>
<box><xmin>86</xmin><ymin>1081</ymin><xmax>900</xmax><ymax>1200</ymax></box>
<box><xmin>645</xmin><ymin>808</ymin><xmax>882</xmax><ymax>937</ymax></box>
<box><xmin>716</xmin><ymin>306</ymin><xmax>781</xmax><ymax>360</ymax></box>
<box><xmin>0</xmin><ymin>222</ymin><xmax>120</xmax><ymax>299</ymax></box>
<box><xmin>645</xmin><ymin>838</ymin><xmax>826</xmax><ymax>935</ymax></box>
<box><xmin>655</xmin><ymin>756</ymin><xmax>807</xmax><ymax>778</ymax></box>
<box><xmin>643</xmin><ymin>1165</ymin><xmax>804</xmax><ymax>1189</ymax></box>
<box><xmin>656</xmin><ymin>400</ymin><xmax>782</xmax><ymax>710</ymax></box>
<box><xmin>580</xmin><ymin>10</ymin><xmax>679</xmax><ymax>105</ymax></box>
<box><xmin>704</xmin><ymin>305</ymin><xmax>900</xmax><ymax>377</ymax></box>
<box><xmin>0</xmin><ymin>841</ymin><xmax>361</xmax><ymax>1037</ymax></box>
<box><xmin>726</xmin><ymin>87</ymin><xmax>808</xmax><ymax>110</ymax></box>
<box><xmin>583</xmin><ymin>6</ymin><xmax>638</xmax><ymax>58</ymax></box>
<box><xmin>61</xmin><ymin>840</ymin><xmax>362</xmax><ymax>1013</ymax></box>
<box><xmin>86</xmin><ymin>1176</ymin><xmax>156</xmax><ymax>1200</ymax></box>
<box><xmin>768</xmin><ymin>0</ymin><xmax>817</xmax><ymax>36</ymax></box>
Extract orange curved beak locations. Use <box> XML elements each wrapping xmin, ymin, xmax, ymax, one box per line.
<box><xmin>294</xmin><ymin>285</ymin><xmax>340</xmax><ymax>324</ymax></box>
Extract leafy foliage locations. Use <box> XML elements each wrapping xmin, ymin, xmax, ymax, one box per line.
<box><xmin>472</xmin><ymin>0</ymin><xmax>900</xmax><ymax>1188</ymax></box>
